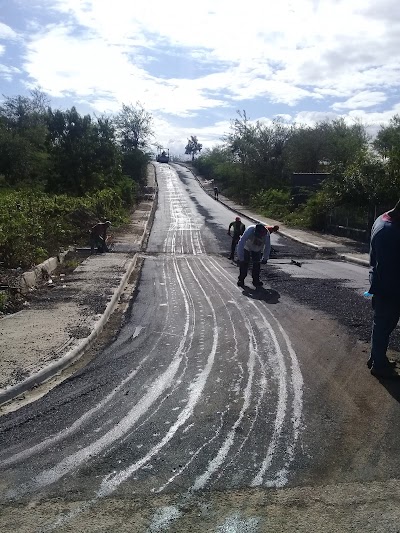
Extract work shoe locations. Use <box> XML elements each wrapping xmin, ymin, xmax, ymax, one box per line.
<box><xmin>237</xmin><ymin>280</ymin><xmax>245</xmax><ymax>288</ymax></box>
<box><xmin>253</xmin><ymin>280</ymin><xmax>263</xmax><ymax>287</ymax></box>
<box><xmin>370</xmin><ymin>366</ymin><xmax>400</xmax><ymax>379</ymax></box>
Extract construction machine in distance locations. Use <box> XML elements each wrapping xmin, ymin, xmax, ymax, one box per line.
<box><xmin>156</xmin><ymin>148</ymin><xmax>170</xmax><ymax>163</ymax></box>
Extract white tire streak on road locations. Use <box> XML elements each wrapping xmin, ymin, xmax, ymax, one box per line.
<box><xmin>6</xmin><ymin>256</ymin><xmax>193</xmax><ymax>499</ymax></box>
<box><xmin>146</xmin><ymin>253</ymin><xmax>298</xmax><ymax>533</ymax></box>
<box><xmin>190</xmin><ymin>258</ymin><xmax>266</xmax><ymax>491</ymax></box>
<box><xmin>162</xmin><ymin>167</ymin><xmax>205</xmax><ymax>256</ymax></box>
<box><xmin>195</xmin><ymin>259</ymin><xmax>272</xmax><ymax>487</ymax></box>
<box><xmin>117</xmin><ymin>257</ymin><xmax>198</xmax><ymax>446</ymax></box>
<box><xmin>154</xmin><ymin>410</ymin><xmax>226</xmax><ymax>493</ymax></box>
<box><xmin>262</xmin><ymin>319</ymin><xmax>304</xmax><ymax>487</ymax></box>
<box><xmin>155</xmin><ymin>258</ymin><xmax>257</xmax><ymax>493</ymax></box>
<box><xmin>96</xmin><ymin>257</ymin><xmax>219</xmax><ymax>498</ymax></box>
<box><xmin>1</xmin><ymin>260</ymin><xmax>176</xmax><ymax>467</ymax></box>
<box><xmin>209</xmin><ymin>257</ymin><xmax>304</xmax><ymax>487</ymax></box>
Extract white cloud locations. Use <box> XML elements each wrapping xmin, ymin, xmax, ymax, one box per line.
<box><xmin>1</xmin><ymin>0</ymin><xmax>398</xmax><ymax>145</ymax></box>
<box><xmin>152</xmin><ymin>116</ymin><xmax>231</xmax><ymax>156</ymax></box>
<box><xmin>0</xmin><ymin>22</ymin><xmax>19</xmax><ymax>40</ymax></box>
<box><xmin>0</xmin><ymin>64</ymin><xmax>21</xmax><ymax>82</ymax></box>
<box><xmin>332</xmin><ymin>91</ymin><xmax>387</xmax><ymax>110</ymax></box>
<box><xmin>23</xmin><ymin>0</ymin><xmax>397</xmax><ymax>109</ymax></box>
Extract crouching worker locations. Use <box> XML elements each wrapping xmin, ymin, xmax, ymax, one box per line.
<box><xmin>237</xmin><ymin>223</ymin><xmax>271</xmax><ymax>288</ymax></box>
<box><xmin>89</xmin><ymin>220</ymin><xmax>111</xmax><ymax>254</ymax></box>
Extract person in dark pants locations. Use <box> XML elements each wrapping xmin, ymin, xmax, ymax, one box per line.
<box><xmin>213</xmin><ymin>186</ymin><xmax>219</xmax><ymax>200</ymax></box>
<box><xmin>228</xmin><ymin>217</ymin><xmax>245</xmax><ymax>260</ymax></box>
<box><xmin>236</xmin><ymin>224</ymin><xmax>271</xmax><ymax>288</ymax></box>
<box><xmin>89</xmin><ymin>221</ymin><xmax>111</xmax><ymax>254</ymax></box>
<box><xmin>367</xmin><ymin>199</ymin><xmax>400</xmax><ymax>378</ymax></box>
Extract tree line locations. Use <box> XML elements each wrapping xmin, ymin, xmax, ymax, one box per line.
<box><xmin>191</xmin><ymin>111</ymin><xmax>400</xmax><ymax>232</ymax></box>
<box><xmin>0</xmin><ymin>90</ymin><xmax>154</xmax><ymax>268</ymax></box>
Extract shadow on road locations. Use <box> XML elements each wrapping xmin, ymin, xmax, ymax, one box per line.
<box><xmin>374</xmin><ymin>372</ymin><xmax>400</xmax><ymax>402</ymax></box>
<box><xmin>241</xmin><ymin>286</ymin><xmax>280</xmax><ymax>304</ymax></box>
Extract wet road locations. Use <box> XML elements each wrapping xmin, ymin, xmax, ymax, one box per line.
<box><xmin>1</xmin><ymin>163</ymin><xmax>400</xmax><ymax>532</ymax></box>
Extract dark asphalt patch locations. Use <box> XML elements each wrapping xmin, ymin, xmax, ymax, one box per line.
<box><xmin>265</xmin><ymin>265</ymin><xmax>400</xmax><ymax>353</ymax></box>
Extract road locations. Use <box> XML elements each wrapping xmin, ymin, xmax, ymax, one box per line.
<box><xmin>1</xmin><ymin>163</ymin><xmax>400</xmax><ymax>532</ymax></box>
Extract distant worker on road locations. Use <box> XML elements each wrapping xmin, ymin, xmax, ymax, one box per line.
<box><xmin>90</xmin><ymin>220</ymin><xmax>111</xmax><ymax>254</ymax></box>
<box><xmin>367</xmin><ymin>199</ymin><xmax>400</xmax><ymax>378</ymax></box>
<box><xmin>213</xmin><ymin>186</ymin><xmax>219</xmax><ymax>200</ymax></box>
<box><xmin>237</xmin><ymin>223</ymin><xmax>271</xmax><ymax>288</ymax></box>
<box><xmin>228</xmin><ymin>216</ymin><xmax>245</xmax><ymax>261</ymax></box>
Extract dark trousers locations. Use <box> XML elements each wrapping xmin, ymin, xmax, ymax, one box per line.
<box><xmin>90</xmin><ymin>235</ymin><xmax>108</xmax><ymax>254</ymax></box>
<box><xmin>229</xmin><ymin>236</ymin><xmax>240</xmax><ymax>259</ymax></box>
<box><xmin>238</xmin><ymin>250</ymin><xmax>261</xmax><ymax>283</ymax></box>
<box><xmin>370</xmin><ymin>295</ymin><xmax>400</xmax><ymax>369</ymax></box>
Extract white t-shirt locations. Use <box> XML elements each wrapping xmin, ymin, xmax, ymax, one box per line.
<box><xmin>237</xmin><ymin>225</ymin><xmax>271</xmax><ymax>262</ymax></box>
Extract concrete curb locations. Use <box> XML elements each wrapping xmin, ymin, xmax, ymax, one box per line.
<box><xmin>338</xmin><ymin>254</ymin><xmax>369</xmax><ymax>267</ymax></box>
<box><xmin>0</xmin><ymin>255</ymin><xmax>139</xmax><ymax>405</ymax></box>
<box><xmin>19</xmin><ymin>249</ymin><xmax>71</xmax><ymax>293</ymax></box>
<box><xmin>175</xmin><ymin>163</ymin><xmax>369</xmax><ymax>267</ymax></box>
<box><xmin>0</xmin><ymin>169</ymin><xmax>159</xmax><ymax>407</ymax></box>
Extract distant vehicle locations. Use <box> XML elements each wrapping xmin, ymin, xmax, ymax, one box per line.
<box><xmin>156</xmin><ymin>148</ymin><xmax>170</xmax><ymax>163</ymax></box>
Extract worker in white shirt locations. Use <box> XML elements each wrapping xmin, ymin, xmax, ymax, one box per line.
<box><xmin>236</xmin><ymin>223</ymin><xmax>271</xmax><ymax>288</ymax></box>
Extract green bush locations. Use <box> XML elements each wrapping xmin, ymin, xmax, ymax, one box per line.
<box><xmin>115</xmin><ymin>175</ymin><xmax>138</xmax><ymax>208</ymax></box>
<box><xmin>284</xmin><ymin>190</ymin><xmax>333</xmax><ymax>229</ymax></box>
<box><xmin>250</xmin><ymin>188</ymin><xmax>291</xmax><ymax>220</ymax></box>
<box><xmin>0</xmin><ymin>185</ymin><xmax>133</xmax><ymax>268</ymax></box>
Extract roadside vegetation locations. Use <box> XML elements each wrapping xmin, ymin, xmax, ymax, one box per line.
<box><xmin>2</xmin><ymin>89</ymin><xmax>400</xmax><ymax>269</ymax></box>
<box><xmin>192</xmin><ymin>111</ymin><xmax>400</xmax><ymax>232</ymax></box>
<box><xmin>0</xmin><ymin>90</ymin><xmax>153</xmax><ymax>269</ymax></box>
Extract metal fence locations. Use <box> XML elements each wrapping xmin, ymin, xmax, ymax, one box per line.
<box><xmin>326</xmin><ymin>204</ymin><xmax>390</xmax><ymax>242</ymax></box>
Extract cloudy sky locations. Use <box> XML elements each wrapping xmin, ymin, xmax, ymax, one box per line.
<box><xmin>0</xmin><ymin>0</ymin><xmax>399</xmax><ymax>155</ymax></box>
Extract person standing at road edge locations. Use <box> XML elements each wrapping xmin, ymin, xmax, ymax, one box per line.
<box><xmin>367</xmin><ymin>199</ymin><xmax>400</xmax><ymax>378</ymax></box>
<box><xmin>237</xmin><ymin>223</ymin><xmax>271</xmax><ymax>288</ymax></box>
<box><xmin>213</xmin><ymin>186</ymin><xmax>219</xmax><ymax>200</ymax></box>
<box><xmin>228</xmin><ymin>217</ymin><xmax>245</xmax><ymax>260</ymax></box>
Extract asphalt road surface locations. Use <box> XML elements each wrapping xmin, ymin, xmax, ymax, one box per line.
<box><xmin>1</xmin><ymin>163</ymin><xmax>400</xmax><ymax>532</ymax></box>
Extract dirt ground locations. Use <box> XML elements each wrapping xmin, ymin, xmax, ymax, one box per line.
<box><xmin>0</xmin><ymin>250</ymin><xmax>87</xmax><ymax>315</ymax></box>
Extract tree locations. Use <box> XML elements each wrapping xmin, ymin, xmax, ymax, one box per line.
<box><xmin>373</xmin><ymin>115</ymin><xmax>400</xmax><ymax>179</ymax></box>
<box><xmin>114</xmin><ymin>102</ymin><xmax>154</xmax><ymax>152</ymax></box>
<box><xmin>318</xmin><ymin>118</ymin><xmax>369</xmax><ymax>169</ymax></box>
<box><xmin>284</xmin><ymin>119</ymin><xmax>369</xmax><ymax>174</ymax></box>
<box><xmin>193</xmin><ymin>146</ymin><xmax>232</xmax><ymax>179</ymax></box>
<box><xmin>0</xmin><ymin>90</ymin><xmax>51</xmax><ymax>186</ymax></box>
<box><xmin>224</xmin><ymin>112</ymin><xmax>293</xmax><ymax>194</ymax></box>
<box><xmin>46</xmin><ymin>107</ymin><xmax>122</xmax><ymax>194</ymax></box>
<box><xmin>185</xmin><ymin>135</ymin><xmax>203</xmax><ymax>161</ymax></box>
<box><xmin>285</xmin><ymin>125</ymin><xmax>326</xmax><ymax>173</ymax></box>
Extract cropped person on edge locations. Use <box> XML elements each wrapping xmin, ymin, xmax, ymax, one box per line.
<box><xmin>266</xmin><ymin>225</ymin><xmax>279</xmax><ymax>257</ymax></box>
<box><xmin>228</xmin><ymin>216</ymin><xmax>245</xmax><ymax>260</ymax></box>
<box><xmin>236</xmin><ymin>223</ymin><xmax>271</xmax><ymax>288</ymax></box>
<box><xmin>367</xmin><ymin>199</ymin><xmax>400</xmax><ymax>378</ymax></box>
